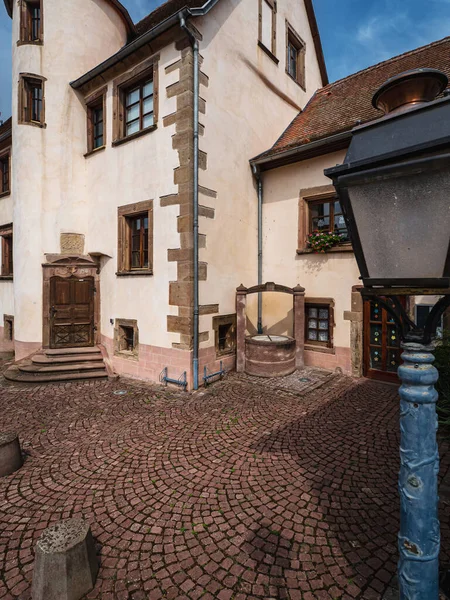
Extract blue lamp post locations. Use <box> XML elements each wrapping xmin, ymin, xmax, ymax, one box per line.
<box><xmin>325</xmin><ymin>68</ymin><xmax>450</xmax><ymax>599</ymax></box>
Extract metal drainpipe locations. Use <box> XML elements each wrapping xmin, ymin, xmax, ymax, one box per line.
<box><xmin>252</xmin><ymin>165</ymin><xmax>263</xmax><ymax>334</ymax></box>
<box><xmin>179</xmin><ymin>14</ymin><xmax>200</xmax><ymax>389</ymax></box>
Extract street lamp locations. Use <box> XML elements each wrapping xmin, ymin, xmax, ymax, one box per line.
<box><xmin>325</xmin><ymin>68</ymin><xmax>450</xmax><ymax>599</ymax></box>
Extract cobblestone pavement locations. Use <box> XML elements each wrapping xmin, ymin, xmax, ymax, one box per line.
<box><xmin>0</xmin><ymin>363</ymin><xmax>449</xmax><ymax>600</ymax></box>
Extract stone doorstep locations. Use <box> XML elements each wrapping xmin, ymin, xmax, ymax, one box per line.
<box><xmin>3</xmin><ymin>346</ymin><xmax>109</xmax><ymax>384</ymax></box>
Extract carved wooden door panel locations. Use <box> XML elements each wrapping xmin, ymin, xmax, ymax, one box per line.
<box><xmin>50</xmin><ymin>277</ymin><xmax>94</xmax><ymax>348</ymax></box>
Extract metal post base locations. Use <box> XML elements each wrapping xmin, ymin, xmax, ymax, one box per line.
<box><xmin>398</xmin><ymin>342</ymin><xmax>440</xmax><ymax>599</ymax></box>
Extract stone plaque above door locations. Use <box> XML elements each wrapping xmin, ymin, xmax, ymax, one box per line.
<box><xmin>60</xmin><ymin>233</ymin><xmax>85</xmax><ymax>255</ymax></box>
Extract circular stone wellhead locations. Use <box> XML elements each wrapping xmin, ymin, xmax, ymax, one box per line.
<box><xmin>0</xmin><ymin>432</ymin><xmax>23</xmax><ymax>477</ymax></box>
<box><xmin>245</xmin><ymin>335</ymin><xmax>296</xmax><ymax>377</ymax></box>
<box><xmin>372</xmin><ymin>68</ymin><xmax>448</xmax><ymax>115</ymax></box>
<box><xmin>32</xmin><ymin>518</ymin><xmax>99</xmax><ymax>600</ymax></box>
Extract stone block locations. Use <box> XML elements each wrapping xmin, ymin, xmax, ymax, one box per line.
<box><xmin>0</xmin><ymin>432</ymin><xmax>23</xmax><ymax>477</ymax></box>
<box><xmin>32</xmin><ymin>518</ymin><xmax>98</xmax><ymax>600</ymax></box>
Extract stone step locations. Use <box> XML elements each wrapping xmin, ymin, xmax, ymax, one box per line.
<box><xmin>32</xmin><ymin>354</ymin><xmax>104</xmax><ymax>366</ymax></box>
<box><xmin>45</xmin><ymin>347</ymin><xmax>102</xmax><ymax>357</ymax></box>
<box><xmin>4</xmin><ymin>366</ymin><xmax>108</xmax><ymax>383</ymax></box>
<box><xmin>19</xmin><ymin>363</ymin><xmax>107</xmax><ymax>374</ymax></box>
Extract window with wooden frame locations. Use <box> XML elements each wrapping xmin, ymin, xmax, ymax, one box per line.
<box><xmin>305</xmin><ymin>299</ymin><xmax>334</xmax><ymax>349</ymax></box>
<box><xmin>258</xmin><ymin>0</ymin><xmax>277</xmax><ymax>61</ymax></box>
<box><xmin>213</xmin><ymin>314</ymin><xmax>237</xmax><ymax>357</ymax></box>
<box><xmin>298</xmin><ymin>187</ymin><xmax>352</xmax><ymax>254</ymax></box>
<box><xmin>18</xmin><ymin>74</ymin><xmax>46</xmax><ymax>127</ymax></box>
<box><xmin>85</xmin><ymin>87</ymin><xmax>106</xmax><ymax>155</ymax></box>
<box><xmin>112</xmin><ymin>56</ymin><xmax>159</xmax><ymax>145</ymax></box>
<box><xmin>0</xmin><ymin>151</ymin><xmax>10</xmax><ymax>197</ymax></box>
<box><xmin>0</xmin><ymin>225</ymin><xmax>13</xmax><ymax>278</ymax></box>
<box><xmin>286</xmin><ymin>22</ymin><xmax>305</xmax><ymax>88</ymax></box>
<box><xmin>19</xmin><ymin>0</ymin><xmax>42</xmax><ymax>44</ymax></box>
<box><xmin>117</xmin><ymin>200</ymin><xmax>153</xmax><ymax>275</ymax></box>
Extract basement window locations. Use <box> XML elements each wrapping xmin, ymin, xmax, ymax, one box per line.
<box><xmin>114</xmin><ymin>319</ymin><xmax>139</xmax><ymax>360</ymax></box>
<box><xmin>213</xmin><ymin>314</ymin><xmax>236</xmax><ymax>357</ymax></box>
<box><xmin>3</xmin><ymin>315</ymin><xmax>13</xmax><ymax>341</ymax></box>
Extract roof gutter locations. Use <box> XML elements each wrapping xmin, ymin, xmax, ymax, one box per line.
<box><xmin>70</xmin><ymin>0</ymin><xmax>221</xmax><ymax>90</ymax></box>
<box><xmin>71</xmin><ymin>12</ymin><xmax>183</xmax><ymax>89</ymax></box>
<box><xmin>249</xmin><ymin>130</ymin><xmax>352</xmax><ymax>172</ymax></box>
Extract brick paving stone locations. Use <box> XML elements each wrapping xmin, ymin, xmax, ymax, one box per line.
<box><xmin>0</xmin><ymin>362</ymin><xmax>448</xmax><ymax>599</ymax></box>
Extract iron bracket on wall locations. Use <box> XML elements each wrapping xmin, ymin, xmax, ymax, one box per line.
<box><xmin>159</xmin><ymin>367</ymin><xmax>187</xmax><ymax>391</ymax></box>
<box><xmin>203</xmin><ymin>361</ymin><xmax>225</xmax><ymax>386</ymax></box>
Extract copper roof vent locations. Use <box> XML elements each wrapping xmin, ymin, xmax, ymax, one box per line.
<box><xmin>372</xmin><ymin>68</ymin><xmax>448</xmax><ymax>115</ymax></box>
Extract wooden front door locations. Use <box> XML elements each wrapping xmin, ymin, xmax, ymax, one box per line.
<box><xmin>363</xmin><ymin>297</ymin><xmax>404</xmax><ymax>383</ymax></box>
<box><xmin>50</xmin><ymin>277</ymin><xmax>95</xmax><ymax>348</ymax></box>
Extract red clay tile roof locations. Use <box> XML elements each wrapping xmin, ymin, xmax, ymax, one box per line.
<box><xmin>255</xmin><ymin>36</ymin><xmax>450</xmax><ymax>163</ymax></box>
<box><xmin>135</xmin><ymin>0</ymin><xmax>209</xmax><ymax>35</ymax></box>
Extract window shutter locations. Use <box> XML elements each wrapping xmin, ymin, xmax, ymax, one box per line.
<box><xmin>86</xmin><ymin>106</ymin><xmax>93</xmax><ymax>153</ymax></box>
<box><xmin>2</xmin><ymin>237</ymin><xmax>9</xmax><ymax>276</ymax></box>
<box><xmin>20</xmin><ymin>1</ymin><xmax>27</xmax><ymax>42</ymax></box>
<box><xmin>40</xmin><ymin>86</ymin><xmax>45</xmax><ymax>124</ymax></box>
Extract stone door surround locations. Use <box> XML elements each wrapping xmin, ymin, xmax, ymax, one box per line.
<box><xmin>42</xmin><ymin>255</ymin><xmax>100</xmax><ymax>349</ymax></box>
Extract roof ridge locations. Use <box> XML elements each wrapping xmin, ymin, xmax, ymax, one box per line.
<box><xmin>135</xmin><ymin>0</ymin><xmax>186</xmax><ymax>29</ymax></box>
<box><xmin>319</xmin><ymin>35</ymin><xmax>450</xmax><ymax>93</ymax></box>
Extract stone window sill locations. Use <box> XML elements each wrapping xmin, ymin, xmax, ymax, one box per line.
<box><xmin>286</xmin><ymin>70</ymin><xmax>306</xmax><ymax>91</ymax></box>
<box><xmin>84</xmin><ymin>145</ymin><xmax>106</xmax><ymax>158</ymax></box>
<box><xmin>258</xmin><ymin>41</ymin><xmax>279</xmax><ymax>64</ymax></box>
<box><xmin>0</xmin><ymin>275</ymin><xmax>13</xmax><ymax>281</ymax></box>
<box><xmin>19</xmin><ymin>120</ymin><xmax>46</xmax><ymax>129</ymax></box>
<box><xmin>17</xmin><ymin>40</ymin><xmax>43</xmax><ymax>46</ymax></box>
<box><xmin>0</xmin><ymin>191</ymin><xmax>11</xmax><ymax>199</ymax></box>
<box><xmin>114</xmin><ymin>350</ymin><xmax>138</xmax><ymax>361</ymax></box>
<box><xmin>112</xmin><ymin>125</ymin><xmax>157</xmax><ymax>147</ymax></box>
<box><xmin>297</xmin><ymin>244</ymin><xmax>353</xmax><ymax>255</ymax></box>
<box><xmin>216</xmin><ymin>348</ymin><xmax>236</xmax><ymax>359</ymax></box>
<box><xmin>116</xmin><ymin>270</ymin><xmax>153</xmax><ymax>277</ymax></box>
<box><xmin>304</xmin><ymin>344</ymin><xmax>335</xmax><ymax>354</ymax></box>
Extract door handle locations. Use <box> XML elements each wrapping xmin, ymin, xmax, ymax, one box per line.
<box><xmin>50</xmin><ymin>306</ymin><xmax>57</xmax><ymax>318</ymax></box>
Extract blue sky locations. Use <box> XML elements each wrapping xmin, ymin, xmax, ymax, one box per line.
<box><xmin>0</xmin><ymin>0</ymin><xmax>449</xmax><ymax>120</ymax></box>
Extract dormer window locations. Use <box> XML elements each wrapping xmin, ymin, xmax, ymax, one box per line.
<box><xmin>286</xmin><ymin>22</ymin><xmax>306</xmax><ymax>89</ymax></box>
<box><xmin>20</xmin><ymin>0</ymin><xmax>42</xmax><ymax>44</ymax></box>
<box><xmin>258</xmin><ymin>0</ymin><xmax>277</xmax><ymax>62</ymax></box>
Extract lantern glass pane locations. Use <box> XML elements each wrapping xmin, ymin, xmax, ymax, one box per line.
<box><xmin>348</xmin><ymin>165</ymin><xmax>450</xmax><ymax>281</ymax></box>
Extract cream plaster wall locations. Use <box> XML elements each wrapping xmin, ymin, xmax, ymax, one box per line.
<box><xmin>195</xmin><ymin>0</ymin><xmax>324</xmax><ymax>348</ymax></box>
<box><xmin>261</xmin><ymin>152</ymin><xmax>361</xmax><ymax>351</ymax></box>
<box><xmin>82</xmin><ymin>43</ymin><xmax>181</xmax><ymax>349</ymax></box>
<box><xmin>11</xmin><ymin>0</ymin><xmax>128</xmax><ymax>346</ymax></box>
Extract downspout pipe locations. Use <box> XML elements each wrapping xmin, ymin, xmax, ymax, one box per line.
<box><xmin>252</xmin><ymin>165</ymin><xmax>263</xmax><ymax>334</ymax></box>
<box><xmin>179</xmin><ymin>14</ymin><xmax>200</xmax><ymax>390</ymax></box>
